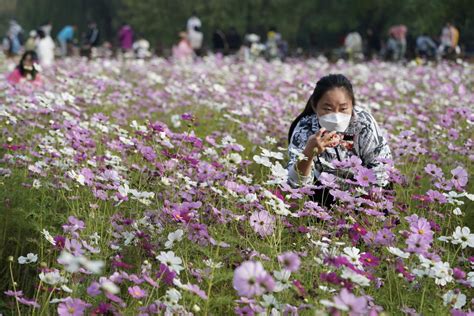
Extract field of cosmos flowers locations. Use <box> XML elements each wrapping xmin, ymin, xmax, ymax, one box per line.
<box><xmin>0</xmin><ymin>54</ymin><xmax>473</xmax><ymax>316</ymax></box>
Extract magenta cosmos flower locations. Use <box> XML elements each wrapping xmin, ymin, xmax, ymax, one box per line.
<box><xmin>233</xmin><ymin>261</ymin><xmax>275</xmax><ymax>297</ymax></box>
<box><xmin>249</xmin><ymin>210</ymin><xmax>275</xmax><ymax>237</ymax></box>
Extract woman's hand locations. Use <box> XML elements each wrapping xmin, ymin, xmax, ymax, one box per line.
<box><xmin>305</xmin><ymin>128</ymin><xmax>342</xmax><ymax>156</ymax></box>
<box><xmin>296</xmin><ymin>128</ymin><xmax>342</xmax><ymax>178</ymax></box>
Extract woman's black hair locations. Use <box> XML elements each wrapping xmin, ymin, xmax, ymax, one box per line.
<box><xmin>288</xmin><ymin>74</ymin><xmax>355</xmax><ymax>143</ymax></box>
<box><xmin>18</xmin><ymin>50</ymin><xmax>39</xmax><ymax>79</ymax></box>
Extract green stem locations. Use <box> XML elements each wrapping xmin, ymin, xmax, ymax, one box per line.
<box><xmin>419</xmin><ymin>285</ymin><xmax>426</xmax><ymax>312</ymax></box>
<box><xmin>204</xmin><ymin>246</ymin><xmax>220</xmax><ymax>316</ymax></box>
<box><xmin>9</xmin><ymin>260</ymin><xmax>22</xmax><ymax>316</ymax></box>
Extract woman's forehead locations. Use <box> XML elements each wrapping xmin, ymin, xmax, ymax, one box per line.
<box><xmin>320</xmin><ymin>89</ymin><xmax>352</xmax><ymax>104</ymax></box>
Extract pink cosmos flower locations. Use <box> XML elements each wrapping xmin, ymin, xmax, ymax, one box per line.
<box><xmin>128</xmin><ymin>285</ymin><xmax>147</xmax><ymax>299</ymax></box>
<box><xmin>405</xmin><ymin>234</ymin><xmax>431</xmax><ymax>254</ymax></box>
<box><xmin>450</xmin><ymin>166</ymin><xmax>468</xmax><ymax>189</ymax></box>
<box><xmin>425</xmin><ymin>189</ymin><xmax>448</xmax><ymax>204</ymax></box>
<box><xmin>233</xmin><ymin>261</ymin><xmax>275</xmax><ymax>297</ymax></box>
<box><xmin>17</xmin><ymin>297</ymin><xmax>40</xmax><ymax>308</ymax></box>
<box><xmin>57</xmin><ymin>298</ymin><xmax>90</xmax><ymax>316</ymax></box>
<box><xmin>249</xmin><ymin>210</ymin><xmax>275</xmax><ymax>237</ymax></box>
<box><xmin>278</xmin><ymin>251</ymin><xmax>301</xmax><ymax>272</ymax></box>
<box><xmin>87</xmin><ymin>282</ymin><xmax>101</xmax><ymax>297</ymax></box>
<box><xmin>332</xmin><ymin>288</ymin><xmax>368</xmax><ymax>315</ymax></box>
<box><xmin>409</xmin><ymin>217</ymin><xmax>433</xmax><ymax>241</ymax></box>
<box><xmin>424</xmin><ymin>164</ymin><xmax>443</xmax><ymax>178</ymax></box>
<box><xmin>354</xmin><ymin>167</ymin><xmax>376</xmax><ymax>187</ymax></box>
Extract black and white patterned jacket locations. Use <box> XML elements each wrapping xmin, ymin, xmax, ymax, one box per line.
<box><xmin>287</xmin><ymin>107</ymin><xmax>392</xmax><ymax>187</ymax></box>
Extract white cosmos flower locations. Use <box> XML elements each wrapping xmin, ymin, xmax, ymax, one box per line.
<box><xmin>273</xmin><ymin>269</ymin><xmax>291</xmax><ymax>292</ymax></box>
<box><xmin>266</xmin><ymin>162</ymin><xmax>288</xmax><ymax>185</ymax></box>
<box><xmin>41</xmin><ymin>229</ymin><xmax>56</xmax><ymax>245</ymax></box>
<box><xmin>130</xmin><ymin>120</ymin><xmax>147</xmax><ymax>132</ymax></box>
<box><xmin>343</xmin><ymin>247</ymin><xmax>362</xmax><ymax>268</ymax></box>
<box><xmin>18</xmin><ymin>253</ymin><xmax>38</xmax><ymax>264</ymax></box>
<box><xmin>100</xmin><ymin>278</ymin><xmax>120</xmax><ymax>294</ymax></box>
<box><xmin>39</xmin><ymin>270</ymin><xmax>65</xmax><ymax>285</ymax></box>
<box><xmin>260</xmin><ymin>148</ymin><xmax>284</xmax><ymax>160</ymax></box>
<box><xmin>118</xmin><ymin>183</ymin><xmax>129</xmax><ymax>197</ymax></box>
<box><xmin>387</xmin><ymin>247</ymin><xmax>410</xmax><ymax>259</ymax></box>
<box><xmin>204</xmin><ymin>259</ymin><xmax>223</xmax><ymax>269</ymax></box>
<box><xmin>165</xmin><ymin>229</ymin><xmax>184</xmax><ymax>249</ymax></box>
<box><xmin>341</xmin><ymin>267</ymin><xmax>370</xmax><ymax>286</ymax></box>
<box><xmin>467</xmin><ymin>272</ymin><xmax>474</xmax><ymax>287</ymax></box>
<box><xmin>261</xmin><ymin>294</ymin><xmax>281</xmax><ymax>309</ymax></box>
<box><xmin>213</xmin><ymin>83</ymin><xmax>226</xmax><ymax>94</ymax></box>
<box><xmin>241</xmin><ymin>193</ymin><xmax>258</xmax><ymax>203</ymax></box>
<box><xmin>61</xmin><ymin>284</ymin><xmax>73</xmax><ymax>293</ymax></box>
<box><xmin>171</xmin><ymin>114</ymin><xmax>181</xmax><ymax>128</ymax></box>
<box><xmin>438</xmin><ymin>235</ymin><xmax>451</xmax><ymax>242</ymax></box>
<box><xmin>165</xmin><ymin>288</ymin><xmax>182</xmax><ymax>304</ymax></box>
<box><xmin>452</xmin><ymin>207</ymin><xmax>462</xmax><ymax>215</ymax></box>
<box><xmin>156</xmin><ymin>251</ymin><xmax>184</xmax><ymax>274</ymax></box>
<box><xmin>288</xmin><ymin>147</ymin><xmax>308</xmax><ymax>161</ymax></box>
<box><xmin>451</xmin><ymin>226</ymin><xmax>474</xmax><ymax>249</ymax></box>
<box><xmin>57</xmin><ymin>251</ymin><xmax>104</xmax><ymax>274</ymax></box>
<box><xmin>253</xmin><ymin>155</ymin><xmax>272</xmax><ymax>167</ymax></box>
<box><xmin>32</xmin><ymin>179</ymin><xmax>41</xmax><ymax>189</ymax></box>
<box><xmin>67</xmin><ymin>170</ymin><xmax>85</xmax><ymax>185</ymax></box>
<box><xmin>463</xmin><ymin>192</ymin><xmax>474</xmax><ymax>200</ymax></box>
<box><xmin>443</xmin><ymin>290</ymin><xmax>466</xmax><ymax>309</ymax></box>
<box><xmin>227</xmin><ymin>153</ymin><xmax>242</xmax><ymax>164</ymax></box>
<box><xmin>264</xmin><ymin>136</ymin><xmax>277</xmax><ymax>144</ymax></box>
<box><xmin>265</xmin><ymin>196</ymin><xmax>292</xmax><ymax>216</ymax></box>
<box><xmin>431</xmin><ymin>261</ymin><xmax>453</xmax><ymax>286</ymax></box>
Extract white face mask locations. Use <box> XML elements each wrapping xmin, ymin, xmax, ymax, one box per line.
<box><xmin>318</xmin><ymin>112</ymin><xmax>352</xmax><ymax>132</ymax></box>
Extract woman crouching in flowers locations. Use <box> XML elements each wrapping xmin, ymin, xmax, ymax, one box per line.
<box><xmin>287</xmin><ymin>74</ymin><xmax>392</xmax><ymax>207</ymax></box>
<box><xmin>6</xmin><ymin>50</ymin><xmax>42</xmax><ymax>86</ymax></box>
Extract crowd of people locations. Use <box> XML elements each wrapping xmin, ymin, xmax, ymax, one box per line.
<box><xmin>338</xmin><ymin>22</ymin><xmax>461</xmax><ymax>62</ymax></box>
<box><xmin>2</xmin><ymin>15</ymin><xmax>465</xmax><ymax>85</ymax></box>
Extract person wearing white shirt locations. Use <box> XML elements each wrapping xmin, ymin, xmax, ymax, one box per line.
<box><xmin>36</xmin><ymin>30</ymin><xmax>55</xmax><ymax>67</ymax></box>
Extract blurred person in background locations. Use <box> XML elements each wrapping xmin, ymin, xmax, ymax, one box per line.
<box><xmin>133</xmin><ymin>35</ymin><xmax>152</xmax><ymax>59</ymax></box>
<box><xmin>212</xmin><ymin>28</ymin><xmax>227</xmax><ymax>54</ymax></box>
<box><xmin>82</xmin><ymin>21</ymin><xmax>100</xmax><ymax>58</ymax></box>
<box><xmin>438</xmin><ymin>22</ymin><xmax>460</xmax><ymax>59</ymax></box>
<box><xmin>265</xmin><ymin>26</ymin><xmax>284</xmax><ymax>60</ymax></box>
<box><xmin>36</xmin><ymin>29</ymin><xmax>55</xmax><ymax>67</ymax></box>
<box><xmin>365</xmin><ymin>28</ymin><xmax>381</xmax><ymax>60</ymax></box>
<box><xmin>187</xmin><ymin>11</ymin><xmax>203</xmax><ymax>56</ymax></box>
<box><xmin>5</xmin><ymin>19</ymin><xmax>24</xmax><ymax>57</ymax></box>
<box><xmin>24</xmin><ymin>30</ymin><xmax>37</xmax><ymax>51</ymax></box>
<box><xmin>415</xmin><ymin>34</ymin><xmax>437</xmax><ymax>60</ymax></box>
<box><xmin>57</xmin><ymin>25</ymin><xmax>76</xmax><ymax>57</ymax></box>
<box><xmin>388</xmin><ymin>24</ymin><xmax>407</xmax><ymax>61</ymax></box>
<box><xmin>226</xmin><ymin>27</ymin><xmax>242</xmax><ymax>54</ymax></box>
<box><xmin>172</xmin><ymin>31</ymin><xmax>194</xmax><ymax>62</ymax></box>
<box><xmin>118</xmin><ymin>23</ymin><xmax>134</xmax><ymax>55</ymax></box>
<box><xmin>344</xmin><ymin>31</ymin><xmax>363</xmax><ymax>61</ymax></box>
<box><xmin>7</xmin><ymin>50</ymin><xmax>42</xmax><ymax>86</ymax></box>
<box><xmin>41</xmin><ymin>20</ymin><xmax>53</xmax><ymax>37</ymax></box>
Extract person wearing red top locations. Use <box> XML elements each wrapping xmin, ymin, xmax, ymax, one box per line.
<box><xmin>7</xmin><ymin>50</ymin><xmax>42</xmax><ymax>86</ymax></box>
